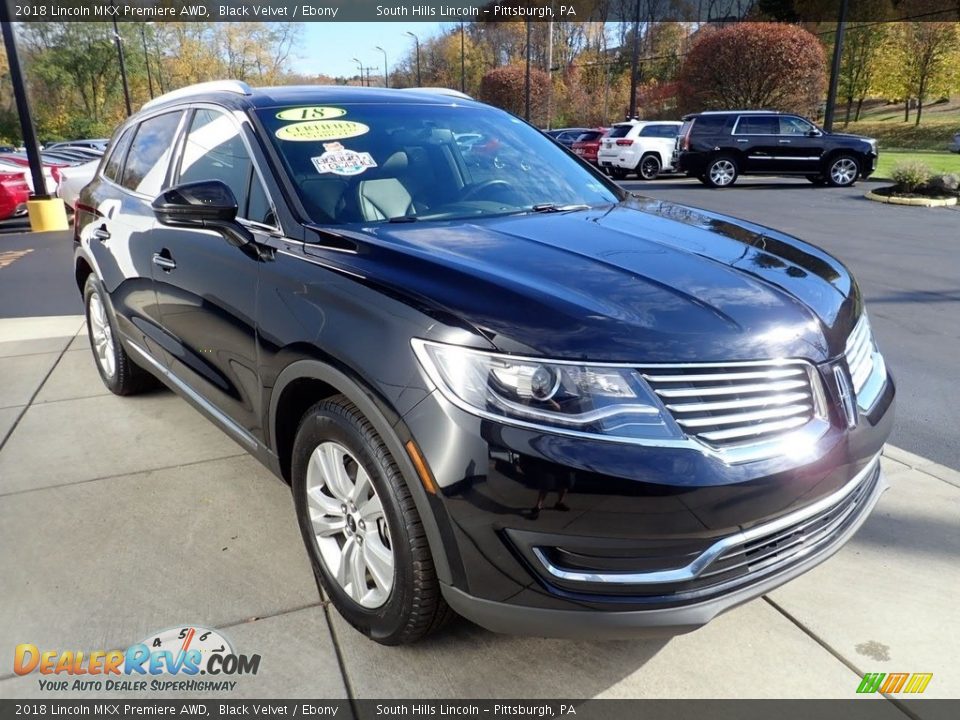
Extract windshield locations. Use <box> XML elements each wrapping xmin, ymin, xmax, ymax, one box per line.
<box><xmin>257</xmin><ymin>103</ymin><xmax>619</xmax><ymax>225</ymax></box>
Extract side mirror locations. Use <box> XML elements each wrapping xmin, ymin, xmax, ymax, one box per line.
<box><xmin>807</xmin><ymin>129</ymin><xmax>822</xmax><ymax>137</ymax></box>
<box><xmin>152</xmin><ymin>180</ymin><xmax>253</xmax><ymax>247</ymax></box>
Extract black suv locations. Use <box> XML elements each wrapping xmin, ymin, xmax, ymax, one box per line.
<box><xmin>74</xmin><ymin>83</ymin><xmax>893</xmax><ymax>645</ymax></box>
<box><xmin>675</xmin><ymin>110</ymin><xmax>878</xmax><ymax>188</ymax></box>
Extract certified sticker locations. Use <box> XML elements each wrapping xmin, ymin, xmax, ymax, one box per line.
<box><xmin>275</xmin><ymin>106</ymin><xmax>347</xmax><ymax>121</ymax></box>
<box><xmin>276</xmin><ymin>120</ymin><xmax>369</xmax><ymax>142</ymax></box>
<box><xmin>311</xmin><ymin>142</ymin><xmax>378</xmax><ymax>176</ymax></box>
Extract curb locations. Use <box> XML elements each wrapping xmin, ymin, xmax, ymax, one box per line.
<box><xmin>865</xmin><ymin>189</ymin><xmax>958</xmax><ymax>207</ymax></box>
<box><xmin>883</xmin><ymin>444</ymin><xmax>960</xmax><ymax>489</ymax></box>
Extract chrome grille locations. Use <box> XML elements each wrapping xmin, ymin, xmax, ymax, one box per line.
<box><xmin>640</xmin><ymin>361</ymin><xmax>818</xmax><ymax>447</ymax></box>
<box><xmin>845</xmin><ymin>314</ymin><xmax>876</xmax><ymax>394</ymax></box>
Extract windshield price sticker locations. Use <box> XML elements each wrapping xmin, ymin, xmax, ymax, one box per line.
<box><xmin>276</xmin><ymin>120</ymin><xmax>370</xmax><ymax>142</ymax></box>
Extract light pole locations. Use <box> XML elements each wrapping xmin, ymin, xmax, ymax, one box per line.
<box><xmin>628</xmin><ymin>0</ymin><xmax>640</xmax><ymax>119</ymax></box>
<box><xmin>374</xmin><ymin>46</ymin><xmax>389</xmax><ymax>88</ymax></box>
<box><xmin>524</xmin><ymin>20</ymin><xmax>531</xmax><ymax>122</ymax></box>
<box><xmin>405</xmin><ymin>31</ymin><xmax>421</xmax><ymax>87</ymax></box>
<box><xmin>460</xmin><ymin>22</ymin><xmax>466</xmax><ymax>93</ymax></box>
<box><xmin>110</xmin><ymin>1</ymin><xmax>132</xmax><ymax>116</ymax></box>
<box><xmin>823</xmin><ymin>0</ymin><xmax>850</xmax><ymax>132</ymax></box>
<box><xmin>352</xmin><ymin>57</ymin><xmax>365</xmax><ymax>86</ymax></box>
<box><xmin>139</xmin><ymin>23</ymin><xmax>154</xmax><ymax>99</ymax></box>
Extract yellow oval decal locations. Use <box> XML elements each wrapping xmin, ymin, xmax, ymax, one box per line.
<box><xmin>275</xmin><ymin>120</ymin><xmax>369</xmax><ymax>142</ymax></box>
<box><xmin>275</xmin><ymin>106</ymin><xmax>347</xmax><ymax>121</ymax></box>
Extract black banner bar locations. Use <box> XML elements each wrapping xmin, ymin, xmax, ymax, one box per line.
<box><xmin>6</xmin><ymin>0</ymin><xmax>960</xmax><ymax>23</ymax></box>
<box><xmin>1</xmin><ymin>700</ymin><xmax>960</xmax><ymax>720</ymax></box>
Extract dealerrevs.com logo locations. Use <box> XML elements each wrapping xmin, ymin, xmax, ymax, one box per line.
<box><xmin>14</xmin><ymin>625</ymin><xmax>260</xmax><ymax>693</ymax></box>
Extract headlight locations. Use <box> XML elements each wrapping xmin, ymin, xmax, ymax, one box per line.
<box><xmin>411</xmin><ymin>339</ymin><xmax>682</xmax><ymax>442</ymax></box>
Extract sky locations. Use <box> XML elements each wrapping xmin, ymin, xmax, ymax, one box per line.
<box><xmin>292</xmin><ymin>23</ymin><xmax>449</xmax><ymax>80</ymax></box>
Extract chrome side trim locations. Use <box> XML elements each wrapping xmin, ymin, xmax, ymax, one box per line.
<box><xmin>532</xmin><ymin>453</ymin><xmax>882</xmax><ymax>585</ymax></box>
<box><xmin>125</xmin><ymin>342</ymin><xmax>258</xmax><ymax>450</ymax></box>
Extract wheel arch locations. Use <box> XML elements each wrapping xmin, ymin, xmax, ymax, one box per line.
<box><xmin>269</xmin><ymin>359</ymin><xmax>454</xmax><ymax>585</ymax></box>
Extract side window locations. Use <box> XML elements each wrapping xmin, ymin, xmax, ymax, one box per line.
<box><xmin>735</xmin><ymin>116</ymin><xmax>779</xmax><ymax>135</ymax></box>
<box><xmin>780</xmin><ymin>116</ymin><xmax>814</xmax><ymax>135</ymax></box>
<box><xmin>103</xmin><ymin>128</ymin><xmax>134</xmax><ymax>183</ymax></box>
<box><xmin>120</xmin><ymin>111</ymin><xmax>183</xmax><ymax>195</ymax></box>
<box><xmin>246</xmin><ymin>172</ymin><xmax>276</xmax><ymax>227</ymax></box>
<box><xmin>178</xmin><ymin>109</ymin><xmax>254</xmax><ymax>216</ymax></box>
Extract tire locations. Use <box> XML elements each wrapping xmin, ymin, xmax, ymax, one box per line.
<box><xmin>83</xmin><ymin>275</ymin><xmax>153</xmax><ymax>396</ymax></box>
<box><xmin>637</xmin><ymin>154</ymin><xmax>661</xmax><ymax>181</ymax></box>
<box><xmin>826</xmin><ymin>155</ymin><xmax>860</xmax><ymax>187</ymax></box>
<box><xmin>291</xmin><ymin>396</ymin><xmax>451</xmax><ymax>645</ymax></box>
<box><xmin>806</xmin><ymin>174</ymin><xmax>828</xmax><ymax>186</ymax></box>
<box><xmin>703</xmin><ymin>155</ymin><xmax>738</xmax><ymax>188</ymax></box>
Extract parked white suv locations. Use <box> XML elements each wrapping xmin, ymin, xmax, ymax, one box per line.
<box><xmin>597</xmin><ymin>120</ymin><xmax>682</xmax><ymax>180</ymax></box>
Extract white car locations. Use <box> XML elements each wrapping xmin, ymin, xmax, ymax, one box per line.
<box><xmin>56</xmin><ymin>159</ymin><xmax>100</xmax><ymax>210</ymax></box>
<box><xmin>597</xmin><ymin>120</ymin><xmax>682</xmax><ymax>180</ymax></box>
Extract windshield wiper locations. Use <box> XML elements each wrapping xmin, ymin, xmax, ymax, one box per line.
<box><xmin>529</xmin><ymin>203</ymin><xmax>592</xmax><ymax>214</ymax></box>
<box><xmin>388</xmin><ymin>215</ymin><xmax>418</xmax><ymax>223</ymax></box>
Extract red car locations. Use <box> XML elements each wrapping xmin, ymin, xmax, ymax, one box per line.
<box><xmin>0</xmin><ymin>170</ymin><xmax>30</xmax><ymax>220</ymax></box>
<box><xmin>571</xmin><ymin>128</ymin><xmax>609</xmax><ymax>165</ymax></box>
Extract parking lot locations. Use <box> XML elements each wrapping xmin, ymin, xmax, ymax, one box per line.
<box><xmin>1</xmin><ymin>179</ymin><xmax>958</xmax><ymax>707</ymax></box>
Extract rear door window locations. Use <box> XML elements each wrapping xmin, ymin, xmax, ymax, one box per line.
<box><xmin>690</xmin><ymin>115</ymin><xmax>731</xmax><ymax>135</ymax></box>
<box><xmin>102</xmin><ymin>127</ymin><xmax>134</xmax><ymax>183</ymax></box>
<box><xmin>120</xmin><ymin>111</ymin><xmax>183</xmax><ymax>195</ymax></box>
<box><xmin>735</xmin><ymin>116</ymin><xmax>779</xmax><ymax>135</ymax></box>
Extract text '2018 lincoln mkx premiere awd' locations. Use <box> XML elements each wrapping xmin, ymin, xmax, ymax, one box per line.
<box><xmin>73</xmin><ymin>82</ymin><xmax>894</xmax><ymax>645</ymax></box>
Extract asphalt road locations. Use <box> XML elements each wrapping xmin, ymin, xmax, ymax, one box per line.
<box><xmin>1</xmin><ymin>178</ymin><xmax>956</xmax><ymax>469</ymax></box>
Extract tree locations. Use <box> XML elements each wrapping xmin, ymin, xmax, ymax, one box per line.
<box><xmin>677</xmin><ymin>22</ymin><xmax>827</xmax><ymax>116</ymax></box>
<box><xmin>839</xmin><ymin>23</ymin><xmax>888</xmax><ymax>124</ymax></box>
<box><xmin>479</xmin><ymin>65</ymin><xmax>550</xmax><ymax>119</ymax></box>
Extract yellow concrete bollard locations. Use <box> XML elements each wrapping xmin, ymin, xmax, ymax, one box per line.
<box><xmin>27</xmin><ymin>198</ymin><xmax>70</xmax><ymax>232</ymax></box>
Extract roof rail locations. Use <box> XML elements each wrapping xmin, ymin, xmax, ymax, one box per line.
<box><xmin>142</xmin><ymin>80</ymin><xmax>253</xmax><ymax>111</ymax></box>
<box><xmin>405</xmin><ymin>87</ymin><xmax>473</xmax><ymax>100</ymax></box>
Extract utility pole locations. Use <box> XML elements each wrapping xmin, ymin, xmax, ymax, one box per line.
<box><xmin>0</xmin><ymin>5</ymin><xmax>47</xmax><ymax>198</ymax></box>
<box><xmin>525</xmin><ymin>20</ymin><xmax>531</xmax><ymax>122</ymax></box>
<box><xmin>823</xmin><ymin>0</ymin><xmax>849</xmax><ymax>132</ymax></box>
<box><xmin>460</xmin><ymin>21</ymin><xmax>466</xmax><ymax>93</ymax></box>
<box><xmin>628</xmin><ymin>0</ymin><xmax>641</xmax><ymax>119</ymax></box>
<box><xmin>111</xmin><ymin>5</ymin><xmax>132</xmax><ymax>116</ymax></box>
<box><xmin>405</xmin><ymin>31</ymin><xmax>421</xmax><ymax>87</ymax></box>
<box><xmin>139</xmin><ymin>23</ymin><xmax>154</xmax><ymax>99</ymax></box>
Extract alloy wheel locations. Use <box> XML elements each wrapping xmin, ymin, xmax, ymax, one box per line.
<box><xmin>639</xmin><ymin>156</ymin><xmax>661</xmax><ymax>180</ymax></box>
<box><xmin>306</xmin><ymin>441</ymin><xmax>394</xmax><ymax>608</ymax></box>
<box><xmin>88</xmin><ymin>292</ymin><xmax>116</xmax><ymax>378</ymax></box>
<box><xmin>830</xmin><ymin>158</ymin><xmax>858</xmax><ymax>186</ymax></box>
<box><xmin>709</xmin><ymin>159</ymin><xmax>736</xmax><ymax>186</ymax></box>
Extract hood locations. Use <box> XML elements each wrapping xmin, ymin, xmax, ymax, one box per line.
<box><xmin>308</xmin><ymin>197</ymin><xmax>861</xmax><ymax>364</ymax></box>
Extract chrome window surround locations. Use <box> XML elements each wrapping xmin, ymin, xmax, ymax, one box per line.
<box><xmin>414</xmin><ymin>340</ymin><xmax>832</xmax><ymax>466</ymax></box>
<box><xmin>532</xmin><ymin>453</ymin><xmax>882</xmax><ymax>586</ymax></box>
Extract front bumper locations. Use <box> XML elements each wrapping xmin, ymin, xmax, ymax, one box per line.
<box><xmin>401</xmin><ymin>368</ymin><xmax>894</xmax><ymax>637</ymax></box>
<box><xmin>442</xmin><ymin>456</ymin><xmax>885</xmax><ymax>638</ymax></box>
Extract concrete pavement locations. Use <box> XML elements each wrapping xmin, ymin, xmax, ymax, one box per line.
<box><xmin>0</xmin><ymin>316</ymin><xmax>956</xmax><ymax>707</ymax></box>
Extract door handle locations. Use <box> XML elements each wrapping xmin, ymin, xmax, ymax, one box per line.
<box><xmin>152</xmin><ymin>253</ymin><xmax>176</xmax><ymax>271</ymax></box>
<box><xmin>778</xmin><ymin>139</ymin><xmax>792</xmax><ymax>144</ymax></box>
<box><xmin>92</xmin><ymin>226</ymin><xmax>111</xmax><ymax>242</ymax></box>
<box><xmin>736</xmin><ymin>139</ymin><xmax>749</xmax><ymax>143</ymax></box>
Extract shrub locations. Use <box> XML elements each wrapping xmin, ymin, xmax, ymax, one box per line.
<box><xmin>891</xmin><ymin>161</ymin><xmax>932</xmax><ymax>192</ymax></box>
<box><xmin>926</xmin><ymin>173</ymin><xmax>959</xmax><ymax>195</ymax></box>
<box><xmin>677</xmin><ymin>23</ymin><xmax>826</xmax><ymax>116</ymax></box>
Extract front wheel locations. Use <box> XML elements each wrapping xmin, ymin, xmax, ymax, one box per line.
<box><xmin>704</xmin><ymin>156</ymin><xmax>738</xmax><ymax>188</ymax></box>
<box><xmin>291</xmin><ymin>396</ymin><xmax>451</xmax><ymax>645</ymax></box>
<box><xmin>637</xmin><ymin>154</ymin><xmax>661</xmax><ymax>181</ymax></box>
<box><xmin>826</xmin><ymin>155</ymin><xmax>860</xmax><ymax>187</ymax></box>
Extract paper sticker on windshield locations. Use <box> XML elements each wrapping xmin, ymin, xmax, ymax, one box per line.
<box><xmin>276</xmin><ymin>120</ymin><xmax>369</xmax><ymax>142</ymax></box>
<box><xmin>311</xmin><ymin>142</ymin><xmax>377</xmax><ymax>176</ymax></box>
<box><xmin>275</xmin><ymin>106</ymin><xmax>347</xmax><ymax>121</ymax></box>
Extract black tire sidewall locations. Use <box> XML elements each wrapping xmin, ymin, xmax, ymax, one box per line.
<box><xmin>291</xmin><ymin>403</ymin><xmax>417</xmax><ymax>644</ymax></box>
